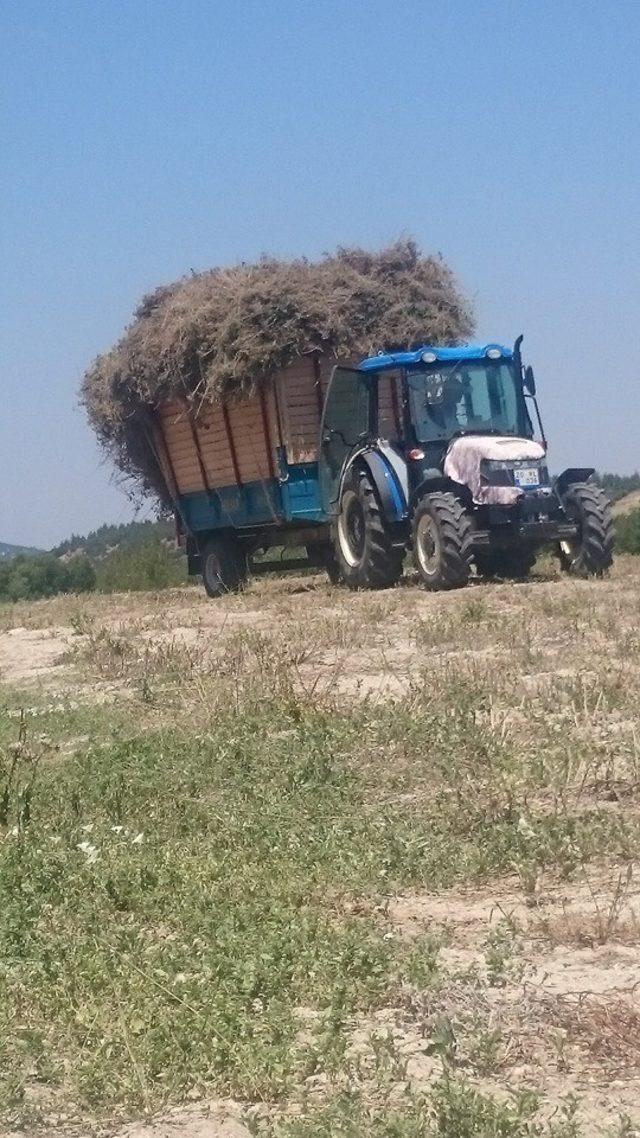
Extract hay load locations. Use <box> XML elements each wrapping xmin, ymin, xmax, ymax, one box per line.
<box><xmin>82</xmin><ymin>240</ymin><xmax>474</xmax><ymax>504</ymax></box>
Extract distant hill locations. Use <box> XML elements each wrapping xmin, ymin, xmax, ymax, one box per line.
<box><xmin>0</xmin><ymin>541</ymin><xmax>43</xmax><ymax>560</ymax></box>
<box><xmin>53</xmin><ymin>518</ymin><xmax>173</xmax><ymax>560</ymax></box>
<box><xmin>612</xmin><ymin>490</ymin><xmax>640</xmax><ymax>518</ymax></box>
<box><xmin>0</xmin><ymin>517</ymin><xmax>185</xmax><ymax>602</ymax></box>
<box><xmin>596</xmin><ymin>471</ymin><xmax>640</xmax><ymax>503</ymax></box>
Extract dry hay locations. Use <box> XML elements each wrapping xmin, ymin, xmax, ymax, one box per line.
<box><xmin>81</xmin><ymin>240</ymin><xmax>473</xmax><ymax>502</ymax></box>
<box><xmin>551</xmin><ymin>993</ymin><xmax>640</xmax><ymax>1075</ymax></box>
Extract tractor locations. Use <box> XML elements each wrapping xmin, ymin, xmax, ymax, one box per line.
<box><xmin>318</xmin><ymin>338</ymin><xmax>613</xmax><ymax>589</ymax></box>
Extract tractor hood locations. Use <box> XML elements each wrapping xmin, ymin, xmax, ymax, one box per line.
<box><xmin>444</xmin><ymin>436</ymin><xmax>546</xmax><ymax>506</ymax></box>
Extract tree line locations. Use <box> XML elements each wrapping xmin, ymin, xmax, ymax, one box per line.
<box><xmin>0</xmin><ymin>539</ymin><xmax>187</xmax><ymax>602</ymax></box>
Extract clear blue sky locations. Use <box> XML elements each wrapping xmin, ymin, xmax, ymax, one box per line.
<box><xmin>2</xmin><ymin>0</ymin><xmax>639</xmax><ymax>548</ymax></box>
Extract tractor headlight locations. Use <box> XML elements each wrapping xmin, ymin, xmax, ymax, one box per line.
<box><xmin>485</xmin><ymin>347</ymin><xmax>502</xmax><ymax>359</ymax></box>
<box><xmin>421</xmin><ymin>351</ymin><xmax>437</xmax><ymax>363</ymax></box>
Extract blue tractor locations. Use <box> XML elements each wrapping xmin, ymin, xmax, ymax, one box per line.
<box><xmin>191</xmin><ymin>339</ymin><xmax>614</xmax><ymax>594</ymax></box>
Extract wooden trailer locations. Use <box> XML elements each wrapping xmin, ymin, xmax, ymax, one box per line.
<box><xmin>149</xmin><ymin>353</ymin><xmax>403</xmax><ymax>546</ymax></box>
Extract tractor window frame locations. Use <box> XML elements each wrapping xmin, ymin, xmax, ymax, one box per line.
<box><xmin>403</xmin><ymin>359</ymin><xmax>533</xmax><ymax>444</ymax></box>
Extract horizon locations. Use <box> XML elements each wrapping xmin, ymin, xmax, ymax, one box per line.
<box><xmin>3</xmin><ymin>0</ymin><xmax>639</xmax><ymax>548</ymax></box>
<box><xmin>3</xmin><ymin>468</ymin><xmax>640</xmax><ymax>555</ymax></box>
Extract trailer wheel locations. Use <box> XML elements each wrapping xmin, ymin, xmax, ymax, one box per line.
<box><xmin>201</xmin><ymin>535</ymin><xmax>248</xmax><ymax>597</ymax></box>
<box><xmin>306</xmin><ymin>543</ymin><xmax>342</xmax><ymax>585</ymax></box>
<box><xmin>335</xmin><ymin>467</ymin><xmax>404</xmax><ymax>589</ymax></box>
<box><xmin>475</xmin><ymin>547</ymin><xmax>537</xmax><ymax>580</ymax></box>
<box><xmin>413</xmin><ymin>492</ymin><xmax>472</xmax><ymax>590</ymax></box>
<box><xmin>558</xmin><ymin>483</ymin><xmax>614</xmax><ymax>577</ymax></box>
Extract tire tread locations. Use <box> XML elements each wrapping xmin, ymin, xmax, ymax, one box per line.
<box><xmin>201</xmin><ymin>534</ymin><xmax>248</xmax><ymax>597</ymax></box>
<box><xmin>335</xmin><ymin>467</ymin><xmax>404</xmax><ymax>590</ymax></box>
<box><xmin>560</xmin><ymin>483</ymin><xmax>614</xmax><ymax>576</ymax></box>
<box><xmin>413</xmin><ymin>491</ymin><xmax>472</xmax><ymax>590</ymax></box>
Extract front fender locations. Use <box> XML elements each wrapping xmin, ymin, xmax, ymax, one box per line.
<box><xmin>555</xmin><ymin>467</ymin><xmax>595</xmax><ymax>499</ymax></box>
<box><xmin>411</xmin><ymin>473</ymin><xmax>472</xmax><ymax>510</ymax></box>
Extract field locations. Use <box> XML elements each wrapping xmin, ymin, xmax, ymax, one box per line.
<box><xmin>1</xmin><ymin>558</ymin><xmax>639</xmax><ymax>1137</ymax></box>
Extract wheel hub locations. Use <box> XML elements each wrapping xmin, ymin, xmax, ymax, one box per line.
<box><xmin>416</xmin><ymin>514</ymin><xmax>441</xmax><ymax>576</ymax></box>
<box><xmin>338</xmin><ymin>491</ymin><xmax>366</xmax><ymax>567</ymax></box>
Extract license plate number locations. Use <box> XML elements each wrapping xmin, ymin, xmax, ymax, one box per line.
<box><xmin>515</xmin><ymin>467</ymin><xmax>539</xmax><ymax>488</ymax></box>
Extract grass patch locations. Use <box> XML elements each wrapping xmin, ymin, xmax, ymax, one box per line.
<box><xmin>1</xmin><ymin>566</ymin><xmax>640</xmax><ymax>1131</ymax></box>
<box><xmin>260</xmin><ymin>1078</ymin><xmax>583</xmax><ymax>1137</ymax></box>
<box><xmin>1</xmin><ymin>678</ymin><xmax>637</xmax><ymax>1123</ymax></box>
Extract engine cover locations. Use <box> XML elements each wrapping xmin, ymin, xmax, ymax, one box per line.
<box><xmin>444</xmin><ymin>436</ymin><xmax>546</xmax><ymax>506</ymax></box>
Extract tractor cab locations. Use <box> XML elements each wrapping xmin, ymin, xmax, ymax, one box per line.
<box><xmin>360</xmin><ymin>340</ymin><xmax>538</xmax><ymax>452</ymax></box>
<box><xmin>320</xmin><ymin>342</ymin><xmax>544</xmax><ymax>516</ymax></box>
<box><xmin>402</xmin><ymin>347</ymin><xmax>532</xmax><ymax>447</ymax></box>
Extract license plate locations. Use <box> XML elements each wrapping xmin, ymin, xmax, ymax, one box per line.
<box><xmin>515</xmin><ymin>466</ymin><xmax>539</xmax><ymax>488</ymax></box>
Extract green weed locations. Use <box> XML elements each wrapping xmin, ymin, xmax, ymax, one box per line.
<box><xmin>261</xmin><ymin>1077</ymin><xmax>581</xmax><ymax>1137</ymax></box>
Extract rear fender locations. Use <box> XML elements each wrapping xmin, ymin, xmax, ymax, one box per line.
<box><xmin>342</xmin><ymin>448</ymin><xmax>407</xmax><ymax>523</ymax></box>
<box><xmin>555</xmin><ymin>467</ymin><xmax>595</xmax><ymax>500</ymax></box>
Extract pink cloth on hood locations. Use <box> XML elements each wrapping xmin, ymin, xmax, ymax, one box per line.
<box><xmin>443</xmin><ymin>436</ymin><xmax>546</xmax><ymax>506</ymax></box>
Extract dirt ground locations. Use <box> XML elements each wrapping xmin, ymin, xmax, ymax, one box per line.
<box><xmin>1</xmin><ymin>556</ymin><xmax>638</xmax><ymax>703</ymax></box>
<box><xmin>1</xmin><ymin>558</ymin><xmax>639</xmax><ymax>1136</ymax></box>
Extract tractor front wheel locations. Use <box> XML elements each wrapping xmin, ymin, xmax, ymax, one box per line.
<box><xmin>558</xmin><ymin>483</ymin><xmax>614</xmax><ymax>577</ymax></box>
<box><xmin>334</xmin><ymin>467</ymin><xmax>404</xmax><ymax>589</ymax></box>
<box><xmin>413</xmin><ymin>492</ymin><xmax>473</xmax><ymax>590</ymax></box>
<box><xmin>201</xmin><ymin>534</ymin><xmax>248</xmax><ymax>597</ymax></box>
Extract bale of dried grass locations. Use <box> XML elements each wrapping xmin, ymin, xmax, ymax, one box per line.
<box><xmin>82</xmin><ymin>240</ymin><xmax>474</xmax><ymax>502</ymax></box>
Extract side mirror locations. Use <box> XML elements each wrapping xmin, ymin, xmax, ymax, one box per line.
<box><xmin>523</xmin><ymin>365</ymin><xmax>536</xmax><ymax>396</ymax></box>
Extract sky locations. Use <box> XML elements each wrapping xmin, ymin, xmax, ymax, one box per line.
<box><xmin>2</xmin><ymin>0</ymin><xmax>639</xmax><ymax>548</ymax></box>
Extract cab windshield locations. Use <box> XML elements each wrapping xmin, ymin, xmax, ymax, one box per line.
<box><xmin>407</xmin><ymin>359</ymin><xmax>531</xmax><ymax>443</ymax></box>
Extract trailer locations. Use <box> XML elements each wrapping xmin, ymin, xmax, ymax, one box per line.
<box><xmin>147</xmin><ymin>341</ymin><xmax>614</xmax><ymax>595</ymax></box>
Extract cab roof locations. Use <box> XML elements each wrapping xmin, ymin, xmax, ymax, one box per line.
<box><xmin>358</xmin><ymin>343</ymin><xmax>513</xmax><ymax>372</ymax></box>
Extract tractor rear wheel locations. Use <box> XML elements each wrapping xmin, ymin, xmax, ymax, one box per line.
<box><xmin>558</xmin><ymin>483</ymin><xmax>614</xmax><ymax>577</ymax></box>
<box><xmin>475</xmin><ymin>547</ymin><xmax>537</xmax><ymax>580</ymax></box>
<box><xmin>413</xmin><ymin>492</ymin><xmax>473</xmax><ymax>590</ymax></box>
<box><xmin>201</xmin><ymin>534</ymin><xmax>248</xmax><ymax>597</ymax></box>
<box><xmin>334</xmin><ymin>467</ymin><xmax>404</xmax><ymax>589</ymax></box>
